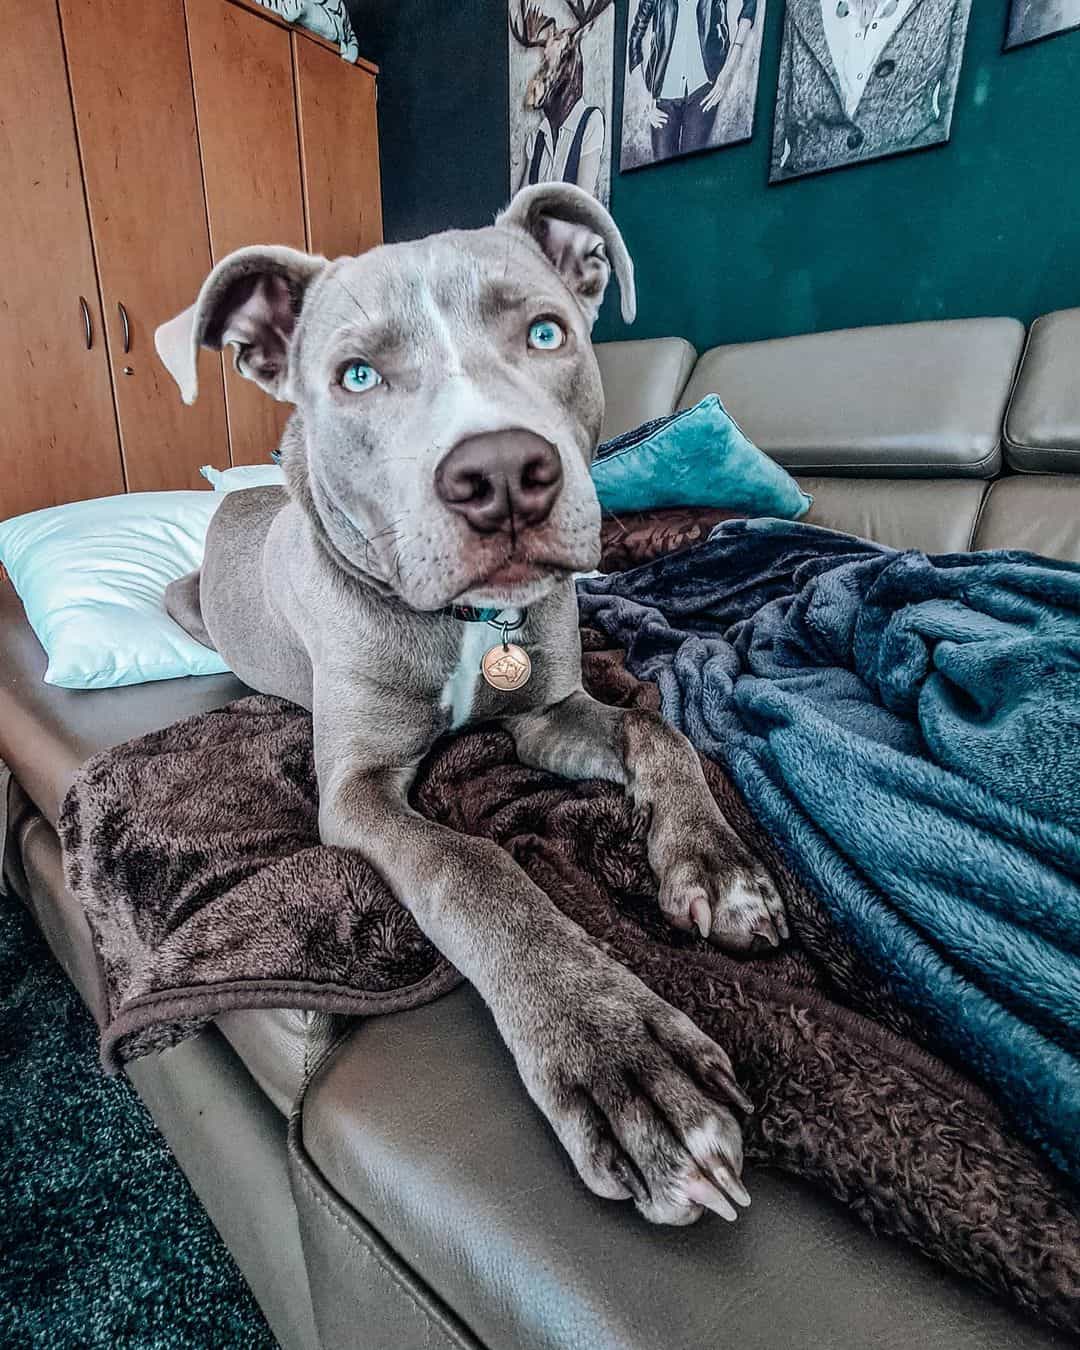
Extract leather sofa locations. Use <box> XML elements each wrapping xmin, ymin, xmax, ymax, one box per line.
<box><xmin>3</xmin><ymin>311</ymin><xmax>1079</xmax><ymax>1350</ymax></box>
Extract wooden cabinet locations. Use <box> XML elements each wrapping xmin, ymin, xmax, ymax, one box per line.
<box><xmin>0</xmin><ymin>0</ymin><xmax>124</xmax><ymax>516</ymax></box>
<box><xmin>294</xmin><ymin>39</ymin><xmax>383</xmax><ymax>260</ymax></box>
<box><xmin>2</xmin><ymin>0</ymin><xmax>381</xmax><ymax>514</ymax></box>
<box><xmin>61</xmin><ymin>0</ymin><xmax>231</xmax><ymax>492</ymax></box>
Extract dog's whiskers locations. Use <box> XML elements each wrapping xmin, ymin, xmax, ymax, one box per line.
<box><xmin>366</xmin><ymin>521</ymin><xmax>410</xmax><ymax>574</ymax></box>
<box><xmin>599</xmin><ymin>501</ymin><xmax>629</xmax><ymax>539</ymax></box>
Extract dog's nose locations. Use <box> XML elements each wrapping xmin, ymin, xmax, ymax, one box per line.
<box><xmin>435</xmin><ymin>431</ymin><xmax>563</xmax><ymax>534</ymax></box>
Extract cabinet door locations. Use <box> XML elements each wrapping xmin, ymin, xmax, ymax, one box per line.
<box><xmin>185</xmin><ymin>0</ymin><xmax>307</xmax><ymax>467</ymax></box>
<box><xmin>294</xmin><ymin>39</ymin><xmax>383</xmax><ymax>260</ymax></box>
<box><xmin>0</xmin><ymin>0</ymin><xmax>123</xmax><ymax>516</ymax></box>
<box><xmin>59</xmin><ymin>0</ymin><xmax>229</xmax><ymax>492</ymax></box>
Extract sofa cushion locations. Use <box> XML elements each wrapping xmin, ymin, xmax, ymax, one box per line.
<box><xmin>972</xmin><ymin>476</ymin><xmax>1080</xmax><ymax>561</ymax></box>
<box><xmin>1005</xmin><ymin>309</ymin><xmax>1080</xmax><ymax>473</ymax></box>
<box><xmin>593</xmin><ymin>338</ymin><xmax>696</xmax><ymax>441</ymax></box>
<box><xmin>680</xmin><ymin>319</ymin><xmax>1025</xmax><ymax>478</ymax></box>
<box><xmin>799</xmin><ymin>478</ymin><xmax>987</xmax><ymax>553</ymax></box>
<box><xmin>297</xmin><ymin>987</ymin><xmax>1061</xmax><ymax>1350</ymax></box>
<box><xmin>592</xmin><ymin>396</ymin><xmax>811</xmax><ymax>517</ymax></box>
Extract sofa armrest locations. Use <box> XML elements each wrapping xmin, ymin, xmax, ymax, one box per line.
<box><xmin>290</xmin><ymin>986</ymin><xmax>1061</xmax><ymax>1350</ymax></box>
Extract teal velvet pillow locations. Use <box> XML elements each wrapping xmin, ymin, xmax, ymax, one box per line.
<box><xmin>591</xmin><ymin>395</ymin><xmax>812</xmax><ymax>519</ymax></box>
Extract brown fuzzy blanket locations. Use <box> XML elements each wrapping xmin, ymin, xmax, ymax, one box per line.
<box><xmin>58</xmin><ymin>626</ymin><xmax>1080</xmax><ymax>1333</ymax></box>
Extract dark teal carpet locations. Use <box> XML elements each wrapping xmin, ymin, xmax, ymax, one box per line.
<box><xmin>0</xmin><ymin>892</ymin><xmax>277</xmax><ymax>1348</ymax></box>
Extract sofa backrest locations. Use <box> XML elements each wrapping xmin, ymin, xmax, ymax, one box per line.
<box><xmin>1005</xmin><ymin>308</ymin><xmax>1080</xmax><ymax>474</ymax></box>
<box><xmin>677</xmin><ymin>319</ymin><xmax>1025</xmax><ymax>480</ymax></box>
<box><xmin>593</xmin><ymin>338</ymin><xmax>696</xmax><ymax>442</ymax></box>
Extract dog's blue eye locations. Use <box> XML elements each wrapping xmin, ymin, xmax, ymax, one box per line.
<box><xmin>341</xmin><ymin>361</ymin><xmax>382</xmax><ymax>393</ymax></box>
<box><xmin>528</xmin><ymin>319</ymin><xmax>565</xmax><ymax>351</ymax></box>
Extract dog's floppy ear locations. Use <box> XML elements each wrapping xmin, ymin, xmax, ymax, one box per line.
<box><xmin>155</xmin><ymin>245</ymin><xmax>327</xmax><ymax>405</ymax></box>
<box><xmin>497</xmin><ymin>183</ymin><xmax>636</xmax><ymax>327</ymax></box>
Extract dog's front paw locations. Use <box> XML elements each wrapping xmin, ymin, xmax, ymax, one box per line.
<box><xmin>512</xmin><ymin>963</ymin><xmax>753</xmax><ymax>1226</ymax></box>
<box><xmin>657</xmin><ymin>814</ymin><xmax>788</xmax><ymax>953</ymax></box>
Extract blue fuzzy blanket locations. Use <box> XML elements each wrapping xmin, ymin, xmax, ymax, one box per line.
<box><xmin>578</xmin><ymin>519</ymin><xmax>1080</xmax><ymax>1182</ymax></box>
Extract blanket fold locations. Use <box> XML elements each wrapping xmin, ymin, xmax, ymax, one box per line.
<box><xmin>60</xmin><ymin>696</ymin><xmax>463</xmax><ymax>1066</ymax></box>
<box><xmin>578</xmin><ymin>518</ymin><xmax>1080</xmax><ymax>1184</ymax></box>
<box><xmin>57</xmin><ymin>522</ymin><xmax>1080</xmax><ymax>1334</ymax></box>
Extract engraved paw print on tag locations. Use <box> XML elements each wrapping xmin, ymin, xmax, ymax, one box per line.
<box><xmin>481</xmin><ymin>642</ymin><xmax>532</xmax><ymax>690</ymax></box>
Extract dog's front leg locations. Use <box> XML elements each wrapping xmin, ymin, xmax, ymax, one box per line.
<box><xmin>315</xmin><ymin>704</ymin><xmax>754</xmax><ymax>1226</ymax></box>
<box><xmin>507</xmin><ymin>692</ymin><xmax>788</xmax><ymax>951</ymax></box>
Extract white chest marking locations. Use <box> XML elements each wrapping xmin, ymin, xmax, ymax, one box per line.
<box><xmin>440</xmin><ymin>625</ymin><xmax>489</xmax><ymax>731</ymax></box>
<box><xmin>439</xmin><ymin>609</ymin><xmax>523</xmax><ymax>731</ymax></box>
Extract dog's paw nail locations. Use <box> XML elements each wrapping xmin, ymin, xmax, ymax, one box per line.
<box><xmin>611</xmin><ymin>1155</ymin><xmax>649</xmax><ymax>1205</ymax></box>
<box><xmin>684</xmin><ymin>1175</ymin><xmax>738</xmax><ymax>1221</ymax></box>
<box><xmin>726</xmin><ymin>1083</ymin><xmax>754</xmax><ymax>1114</ymax></box>
<box><xmin>706</xmin><ymin>1066</ymin><xmax>754</xmax><ymax>1114</ymax></box>
<box><xmin>689</xmin><ymin>896</ymin><xmax>711</xmax><ymax>939</ymax></box>
<box><xmin>707</xmin><ymin>1161</ymin><xmax>750</xmax><ymax>1208</ymax></box>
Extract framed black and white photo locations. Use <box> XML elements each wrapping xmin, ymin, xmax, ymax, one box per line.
<box><xmin>508</xmin><ymin>0</ymin><xmax>615</xmax><ymax>204</ymax></box>
<box><xmin>620</xmin><ymin>0</ymin><xmax>768</xmax><ymax>172</ymax></box>
<box><xmin>1005</xmin><ymin>1</ymin><xmax>1080</xmax><ymax>48</ymax></box>
<box><xmin>769</xmin><ymin>0</ymin><xmax>973</xmax><ymax>183</ymax></box>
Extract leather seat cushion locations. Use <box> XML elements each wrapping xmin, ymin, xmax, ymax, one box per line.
<box><xmin>298</xmin><ymin>987</ymin><xmax>1060</xmax><ymax>1350</ymax></box>
<box><xmin>0</xmin><ymin>577</ymin><xmax>248</xmax><ymax>826</ymax></box>
<box><xmin>593</xmin><ymin>338</ymin><xmax>696</xmax><ymax>441</ymax></box>
<box><xmin>1005</xmin><ymin>308</ymin><xmax>1080</xmax><ymax>473</ymax></box>
<box><xmin>972</xmin><ymin>476</ymin><xmax>1080</xmax><ymax>561</ymax></box>
<box><xmin>680</xmin><ymin>319</ymin><xmax>1025</xmax><ymax>478</ymax></box>
<box><xmin>799</xmin><ymin>478</ymin><xmax>988</xmax><ymax>553</ymax></box>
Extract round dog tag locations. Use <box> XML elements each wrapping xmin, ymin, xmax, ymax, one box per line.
<box><xmin>481</xmin><ymin>642</ymin><xmax>531</xmax><ymax>691</ymax></box>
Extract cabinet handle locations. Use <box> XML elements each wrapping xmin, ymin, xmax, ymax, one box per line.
<box><xmin>79</xmin><ymin>296</ymin><xmax>92</xmax><ymax>350</ymax></box>
<box><xmin>118</xmin><ymin>301</ymin><xmax>131</xmax><ymax>354</ymax></box>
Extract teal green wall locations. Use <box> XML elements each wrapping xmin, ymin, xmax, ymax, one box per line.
<box><xmin>349</xmin><ymin>1</ymin><xmax>1080</xmax><ymax>352</ymax></box>
<box><xmin>596</xmin><ymin>4</ymin><xmax>1080</xmax><ymax>348</ymax></box>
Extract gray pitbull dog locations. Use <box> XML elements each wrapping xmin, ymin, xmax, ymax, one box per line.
<box><xmin>156</xmin><ymin>183</ymin><xmax>786</xmax><ymax>1227</ymax></box>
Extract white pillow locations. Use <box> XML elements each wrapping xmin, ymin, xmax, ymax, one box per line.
<box><xmin>201</xmin><ymin>463</ymin><xmax>286</xmax><ymax>492</ymax></box>
<box><xmin>0</xmin><ymin>492</ymin><xmax>232</xmax><ymax>689</ymax></box>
